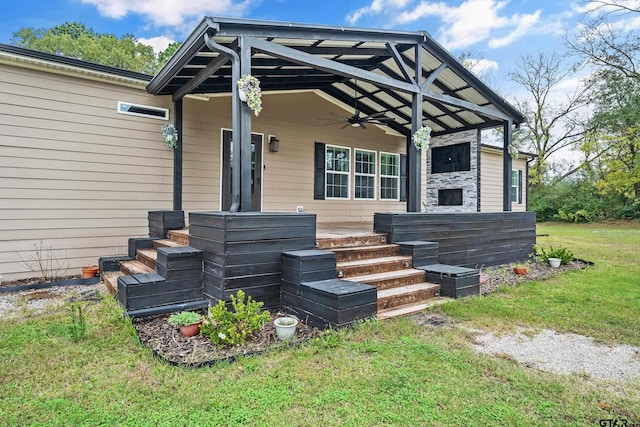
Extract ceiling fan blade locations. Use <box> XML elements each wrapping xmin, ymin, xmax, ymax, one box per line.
<box><xmin>360</xmin><ymin>123</ymin><xmax>367</xmax><ymax>129</ymax></box>
<box><xmin>322</xmin><ymin>121</ymin><xmax>349</xmax><ymax>126</ymax></box>
<box><xmin>363</xmin><ymin>111</ymin><xmax>389</xmax><ymax>119</ymax></box>
<box><xmin>341</xmin><ymin>123</ymin><xmax>351</xmax><ymax>129</ymax></box>
<box><xmin>329</xmin><ymin>112</ymin><xmax>352</xmax><ymax>119</ymax></box>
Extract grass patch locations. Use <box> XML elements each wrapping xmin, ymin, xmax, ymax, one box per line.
<box><xmin>1</xmin><ymin>222</ymin><xmax>639</xmax><ymax>425</ymax></box>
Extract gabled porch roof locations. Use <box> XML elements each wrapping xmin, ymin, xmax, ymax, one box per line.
<box><xmin>146</xmin><ymin>16</ymin><xmax>525</xmax><ymax>138</ymax></box>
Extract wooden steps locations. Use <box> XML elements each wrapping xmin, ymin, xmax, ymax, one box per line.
<box><xmin>102</xmin><ymin>271</ymin><xmax>123</xmax><ymax>295</ymax></box>
<box><xmin>377</xmin><ymin>297</ymin><xmax>453</xmax><ymax>320</ymax></box>
<box><xmin>337</xmin><ymin>255</ymin><xmax>412</xmax><ymax>277</ymax></box>
<box><xmin>316</xmin><ymin>233</ymin><xmax>388</xmax><ymax>249</ymax></box>
<box><xmin>101</xmin><ymin>229</ymin><xmax>189</xmax><ymax>297</ymax></box>
<box><xmin>346</xmin><ymin>269</ymin><xmax>426</xmax><ymax>290</ymax></box>
<box><xmin>321</xmin><ymin>231</ymin><xmax>447</xmax><ymax>320</ymax></box>
<box><xmin>332</xmin><ymin>244</ymin><xmax>400</xmax><ymax>262</ymax></box>
<box><xmin>137</xmin><ymin>249</ymin><xmax>157</xmax><ymax>269</ymax></box>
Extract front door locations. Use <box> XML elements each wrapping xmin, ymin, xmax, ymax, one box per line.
<box><xmin>221</xmin><ymin>130</ymin><xmax>263</xmax><ymax>211</ymax></box>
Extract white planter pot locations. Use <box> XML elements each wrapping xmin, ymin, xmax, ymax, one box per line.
<box><xmin>548</xmin><ymin>258</ymin><xmax>561</xmax><ymax>268</ymax></box>
<box><xmin>274</xmin><ymin>316</ymin><xmax>298</xmax><ymax>341</ymax></box>
<box><xmin>238</xmin><ymin>89</ymin><xmax>248</xmax><ymax>102</ymax></box>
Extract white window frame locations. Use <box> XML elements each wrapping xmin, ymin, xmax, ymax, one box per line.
<box><xmin>354</xmin><ymin>149</ymin><xmax>377</xmax><ymax>200</ymax></box>
<box><xmin>379</xmin><ymin>152</ymin><xmax>400</xmax><ymax>201</ymax></box>
<box><xmin>511</xmin><ymin>170</ymin><xmax>520</xmax><ymax>203</ymax></box>
<box><xmin>325</xmin><ymin>145</ymin><xmax>351</xmax><ymax>200</ymax></box>
<box><xmin>117</xmin><ymin>101</ymin><xmax>169</xmax><ymax>120</ymax></box>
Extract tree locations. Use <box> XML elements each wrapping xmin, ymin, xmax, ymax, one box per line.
<box><xmin>11</xmin><ymin>22</ymin><xmax>158</xmax><ymax>74</ymax></box>
<box><xmin>568</xmin><ymin>1</ymin><xmax>640</xmax><ymax>80</ymax></box>
<box><xmin>581</xmin><ymin>71</ymin><xmax>640</xmax><ymax>209</ymax></box>
<box><xmin>157</xmin><ymin>41</ymin><xmax>182</xmax><ymax>69</ymax></box>
<box><xmin>508</xmin><ymin>52</ymin><xmax>591</xmax><ymax>187</ymax></box>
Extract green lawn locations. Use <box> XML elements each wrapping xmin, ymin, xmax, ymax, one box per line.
<box><xmin>1</xmin><ymin>222</ymin><xmax>639</xmax><ymax>426</ymax></box>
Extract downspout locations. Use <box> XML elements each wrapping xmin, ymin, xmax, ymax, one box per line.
<box><xmin>204</xmin><ymin>33</ymin><xmax>241</xmax><ymax>213</ymax></box>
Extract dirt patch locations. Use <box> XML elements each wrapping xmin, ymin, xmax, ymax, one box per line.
<box><xmin>0</xmin><ymin>275</ymin><xmax>81</xmax><ymax>289</ymax></box>
<box><xmin>134</xmin><ymin>313</ymin><xmax>321</xmax><ymax>367</ymax></box>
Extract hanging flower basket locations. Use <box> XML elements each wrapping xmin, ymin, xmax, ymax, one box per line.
<box><xmin>161</xmin><ymin>124</ymin><xmax>178</xmax><ymax>150</ymax></box>
<box><xmin>237</xmin><ymin>74</ymin><xmax>262</xmax><ymax>116</ymax></box>
<box><xmin>412</xmin><ymin>125</ymin><xmax>432</xmax><ymax>150</ymax></box>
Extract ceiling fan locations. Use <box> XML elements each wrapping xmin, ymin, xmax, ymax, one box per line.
<box><xmin>324</xmin><ymin>81</ymin><xmax>395</xmax><ymax>129</ymax></box>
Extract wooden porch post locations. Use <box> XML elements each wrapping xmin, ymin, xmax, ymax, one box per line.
<box><xmin>407</xmin><ymin>44</ymin><xmax>422</xmax><ymax>212</ymax></box>
<box><xmin>173</xmin><ymin>99</ymin><xmax>183</xmax><ymax>211</ymax></box>
<box><xmin>238</xmin><ymin>37</ymin><xmax>253</xmax><ymax>212</ymax></box>
<box><xmin>503</xmin><ymin>120</ymin><xmax>513</xmax><ymax>212</ymax></box>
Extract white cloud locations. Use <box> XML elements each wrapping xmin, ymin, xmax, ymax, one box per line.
<box><xmin>138</xmin><ymin>36</ymin><xmax>175</xmax><ymax>53</ymax></box>
<box><xmin>393</xmin><ymin>0</ymin><xmax>542</xmax><ymax>50</ymax></box>
<box><xmin>347</xmin><ymin>0</ymin><xmax>412</xmax><ymax>25</ymax></box>
<box><xmin>465</xmin><ymin>58</ymin><xmax>499</xmax><ymax>76</ymax></box>
<box><xmin>80</xmin><ymin>0</ymin><xmax>252</xmax><ymax>27</ymax></box>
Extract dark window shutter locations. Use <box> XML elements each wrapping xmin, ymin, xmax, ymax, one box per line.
<box><xmin>314</xmin><ymin>142</ymin><xmax>325</xmax><ymax>200</ymax></box>
<box><xmin>400</xmin><ymin>153</ymin><xmax>407</xmax><ymax>201</ymax></box>
<box><xmin>518</xmin><ymin>170</ymin><xmax>523</xmax><ymax>204</ymax></box>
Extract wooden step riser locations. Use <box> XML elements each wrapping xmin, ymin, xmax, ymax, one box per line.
<box><xmin>358</xmin><ymin>272</ymin><xmax>426</xmax><ymax>290</ymax></box>
<box><xmin>168</xmin><ymin>230</ymin><xmax>190</xmax><ymax>245</ymax></box>
<box><xmin>334</xmin><ymin>246</ymin><xmax>400</xmax><ymax>262</ymax></box>
<box><xmin>137</xmin><ymin>252</ymin><xmax>157</xmax><ymax>270</ymax></box>
<box><xmin>377</xmin><ymin>287</ymin><xmax>440</xmax><ymax>311</ymax></box>
<box><xmin>316</xmin><ymin>235</ymin><xmax>388</xmax><ymax>249</ymax></box>
<box><xmin>338</xmin><ymin>258</ymin><xmax>412</xmax><ymax>278</ymax></box>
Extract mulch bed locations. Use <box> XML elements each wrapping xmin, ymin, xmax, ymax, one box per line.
<box><xmin>133</xmin><ymin>313</ymin><xmax>321</xmax><ymax>367</ymax></box>
<box><xmin>480</xmin><ymin>259</ymin><xmax>592</xmax><ymax>295</ymax></box>
<box><xmin>0</xmin><ymin>275</ymin><xmax>81</xmax><ymax>289</ymax></box>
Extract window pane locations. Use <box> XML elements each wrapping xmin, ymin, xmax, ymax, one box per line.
<box><xmin>327</xmin><ymin>173</ymin><xmax>349</xmax><ymax>198</ymax></box>
<box><xmin>355</xmin><ymin>150</ymin><xmax>375</xmax><ymax>174</ymax></box>
<box><xmin>380</xmin><ymin>177</ymin><xmax>398</xmax><ymax>199</ymax></box>
<box><xmin>326</xmin><ymin>146</ymin><xmax>350</xmax><ymax>172</ymax></box>
<box><xmin>380</xmin><ymin>153</ymin><xmax>399</xmax><ymax>176</ymax></box>
<box><xmin>355</xmin><ymin>175</ymin><xmax>375</xmax><ymax>199</ymax></box>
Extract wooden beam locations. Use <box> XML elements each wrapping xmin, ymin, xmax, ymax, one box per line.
<box><xmin>173</xmin><ymin>99</ymin><xmax>183</xmax><ymax>211</ymax></box>
<box><xmin>408</xmin><ymin>44</ymin><xmax>422</xmax><ymax>213</ymax></box>
<box><xmin>385</xmin><ymin>42</ymin><xmax>416</xmax><ymax>85</ymax></box>
<box><xmin>172</xmin><ymin>52</ymin><xmax>230</xmax><ymax>101</ymax></box>
<box><xmin>422</xmin><ymin>63</ymin><xmax>446</xmax><ymax>90</ymax></box>
<box><xmin>503</xmin><ymin>120</ymin><xmax>513</xmax><ymax>212</ymax></box>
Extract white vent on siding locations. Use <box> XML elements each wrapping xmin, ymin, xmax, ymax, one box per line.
<box><xmin>117</xmin><ymin>101</ymin><xmax>168</xmax><ymax>120</ymax></box>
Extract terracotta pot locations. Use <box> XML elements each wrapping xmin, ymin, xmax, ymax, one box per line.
<box><xmin>82</xmin><ymin>266</ymin><xmax>99</xmax><ymax>278</ymax></box>
<box><xmin>513</xmin><ymin>267</ymin><xmax>527</xmax><ymax>276</ymax></box>
<box><xmin>179</xmin><ymin>322</ymin><xmax>202</xmax><ymax>337</ymax></box>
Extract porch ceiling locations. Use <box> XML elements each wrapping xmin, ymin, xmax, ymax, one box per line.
<box><xmin>147</xmin><ymin>17</ymin><xmax>525</xmax><ymax>137</ymax></box>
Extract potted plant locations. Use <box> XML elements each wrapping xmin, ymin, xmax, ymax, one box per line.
<box><xmin>274</xmin><ymin>316</ymin><xmax>298</xmax><ymax>341</ymax></box>
<box><xmin>475</xmin><ymin>264</ymin><xmax>488</xmax><ymax>284</ymax></box>
<box><xmin>161</xmin><ymin>124</ymin><xmax>178</xmax><ymax>149</ymax></box>
<box><xmin>513</xmin><ymin>264</ymin><xmax>527</xmax><ymax>276</ymax></box>
<box><xmin>548</xmin><ymin>258</ymin><xmax>561</xmax><ymax>268</ymax></box>
<box><xmin>81</xmin><ymin>265</ymin><xmax>99</xmax><ymax>278</ymax></box>
<box><xmin>536</xmin><ymin>245</ymin><xmax>573</xmax><ymax>267</ymax></box>
<box><xmin>412</xmin><ymin>125</ymin><xmax>432</xmax><ymax>150</ymax></box>
<box><xmin>237</xmin><ymin>74</ymin><xmax>263</xmax><ymax>116</ymax></box>
<box><xmin>167</xmin><ymin>311</ymin><xmax>203</xmax><ymax>337</ymax></box>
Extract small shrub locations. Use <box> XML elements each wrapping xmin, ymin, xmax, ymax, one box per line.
<box><xmin>536</xmin><ymin>245</ymin><xmax>574</xmax><ymax>265</ymax></box>
<box><xmin>200</xmin><ymin>290</ymin><xmax>270</xmax><ymax>348</ymax></box>
<box><xmin>69</xmin><ymin>304</ymin><xmax>87</xmax><ymax>342</ymax></box>
<box><xmin>167</xmin><ymin>311</ymin><xmax>202</xmax><ymax>327</ymax></box>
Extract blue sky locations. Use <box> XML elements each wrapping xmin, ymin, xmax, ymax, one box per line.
<box><xmin>0</xmin><ymin>0</ymin><xmax>636</xmax><ymax>97</ymax></box>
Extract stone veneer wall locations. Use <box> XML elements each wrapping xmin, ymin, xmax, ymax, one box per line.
<box><xmin>425</xmin><ymin>129</ymin><xmax>479</xmax><ymax>213</ymax></box>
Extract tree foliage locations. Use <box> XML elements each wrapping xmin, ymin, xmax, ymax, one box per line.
<box><xmin>11</xmin><ymin>21</ymin><xmax>179</xmax><ymax>74</ymax></box>
<box><xmin>582</xmin><ymin>71</ymin><xmax>640</xmax><ymax>207</ymax></box>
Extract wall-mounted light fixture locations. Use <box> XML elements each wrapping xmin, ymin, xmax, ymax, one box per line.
<box><xmin>269</xmin><ymin>135</ymin><xmax>279</xmax><ymax>152</ymax></box>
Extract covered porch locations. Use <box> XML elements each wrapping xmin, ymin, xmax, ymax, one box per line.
<box><xmin>146</xmin><ymin>16</ymin><xmax>526</xmax><ymax>216</ymax></box>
